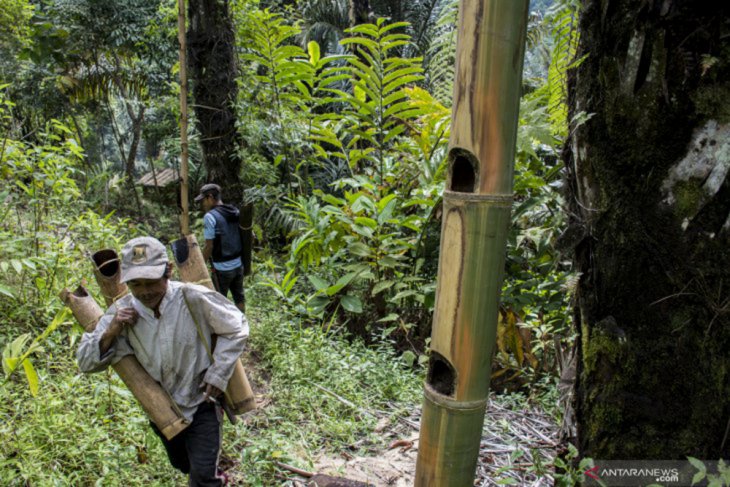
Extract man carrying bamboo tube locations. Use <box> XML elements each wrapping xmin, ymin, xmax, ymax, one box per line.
<box><xmin>77</xmin><ymin>236</ymin><xmax>248</xmax><ymax>486</ymax></box>
<box><xmin>195</xmin><ymin>183</ymin><xmax>246</xmax><ymax>312</ymax></box>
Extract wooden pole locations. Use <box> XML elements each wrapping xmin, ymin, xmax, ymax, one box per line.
<box><xmin>414</xmin><ymin>1</ymin><xmax>529</xmax><ymax>485</ymax></box>
<box><xmin>177</xmin><ymin>0</ymin><xmax>190</xmax><ymax>235</ymax></box>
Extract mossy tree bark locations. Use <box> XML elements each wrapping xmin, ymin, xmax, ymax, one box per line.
<box><xmin>565</xmin><ymin>1</ymin><xmax>730</xmax><ymax>458</ymax></box>
<box><xmin>187</xmin><ymin>0</ymin><xmax>243</xmax><ymax>203</ymax></box>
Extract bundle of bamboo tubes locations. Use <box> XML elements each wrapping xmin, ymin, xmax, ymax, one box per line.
<box><xmin>60</xmin><ymin>250</ymin><xmax>189</xmax><ymax>440</ymax></box>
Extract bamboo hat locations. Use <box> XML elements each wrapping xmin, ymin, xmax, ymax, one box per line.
<box><xmin>120</xmin><ymin>237</ymin><xmax>169</xmax><ymax>283</ymax></box>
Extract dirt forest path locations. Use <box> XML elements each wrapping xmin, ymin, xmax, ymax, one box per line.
<box><xmin>233</xmin><ymin>352</ymin><xmax>560</xmax><ymax>486</ymax></box>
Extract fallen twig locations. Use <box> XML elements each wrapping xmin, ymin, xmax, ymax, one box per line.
<box><xmin>276</xmin><ymin>461</ymin><xmax>314</xmax><ymax>478</ymax></box>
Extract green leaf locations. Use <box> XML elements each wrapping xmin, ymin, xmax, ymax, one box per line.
<box><xmin>307</xmin><ymin>275</ymin><xmax>329</xmax><ymax>291</ymax></box>
<box><xmin>307</xmin><ymin>41</ymin><xmax>320</xmax><ymax>66</ymax></box>
<box><xmin>692</xmin><ymin>471</ymin><xmax>706</xmax><ymax>486</ymax></box>
<box><xmin>326</xmin><ymin>271</ymin><xmax>361</xmax><ymax>296</ymax></box>
<box><xmin>377</xmin><ymin>313</ymin><xmax>399</xmax><ymax>322</ymax></box>
<box><xmin>307</xmin><ymin>296</ymin><xmax>330</xmax><ymax>315</ymax></box>
<box><xmin>348</xmin><ymin>242</ymin><xmax>371</xmax><ymax>257</ymax></box>
<box><xmin>3</xmin><ymin>356</ymin><xmax>19</xmax><ymax>376</ymax></box>
<box><xmin>22</xmin><ymin>359</ymin><xmax>39</xmax><ymax>396</ymax></box>
<box><xmin>354</xmin><ymin>217</ymin><xmax>377</xmax><ymax>228</ymax></box>
<box><xmin>689</xmin><ymin>457</ymin><xmax>707</xmax><ymax>473</ymax></box>
<box><xmin>340</xmin><ymin>295</ymin><xmax>363</xmax><ymax>313</ymax></box>
<box><xmin>0</xmin><ymin>284</ymin><xmax>15</xmax><ymax>299</ymax></box>
<box><xmin>392</xmin><ymin>290</ymin><xmax>418</xmax><ymax>301</ymax></box>
<box><xmin>372</xmin><ymin>280</ymin><xmax>395</xmax><ymax>295</ymax></box>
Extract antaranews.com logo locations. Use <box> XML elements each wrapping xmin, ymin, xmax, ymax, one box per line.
<box><xmin>582</xmin><ymin>459</ymin><xmax>728</xmax><ymax>486</ymax></box>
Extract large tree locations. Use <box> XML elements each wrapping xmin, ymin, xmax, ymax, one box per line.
<box><xmin>565</xmin><ymin>1</ymin><xmax>730</xmax><ymax>458</ymax></box>
<box><xmin>187</xmin><ymin>0</ymin><xmax>243</xmax><ymax>203</ymax></box>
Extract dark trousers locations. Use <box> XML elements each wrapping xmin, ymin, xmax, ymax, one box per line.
<box><xmin>151</xmin><ymin>401</ymin><xmax>224</xmax><ymax>486</ymax></box>
<box><xmin>214</xmin><ymin>266</ymin><xmax>245</xmax><ymax>308</ymax></box>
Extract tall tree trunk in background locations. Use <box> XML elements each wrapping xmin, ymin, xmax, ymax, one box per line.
<box><xmin>349</xmin><ymin>0</ymin><xmax>370</xmax><ymax>27</ymax></box>
<box><xmin>187</xmin><ymin>0</ymin><xmax>243</xmax><ymax>204</ymax></box>
<box><xmin>565</xmin><ymin>1</ymin><xmax>730</xmax><ymax>458</ymax></box>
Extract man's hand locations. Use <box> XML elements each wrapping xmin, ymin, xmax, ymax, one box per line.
<box><xmin>100</xmin><ymin>307</ymin><xmax>139</xmax><ymax>355</ymax></box>
<box><xmin>111</xmin><ymin>307</ymin><xmax>139</xmax><ymax>333</ymax></box>
<box><xmin>201</xmin><ymin>383</ymin><xmax>223</xmax><ymax>403</ymax></box>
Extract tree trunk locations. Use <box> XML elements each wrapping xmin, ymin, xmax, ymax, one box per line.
<box><xmin>565</xmin><ymin>1</ymin><xmax>730</xmax><ymax>459</ymax></box>
<box><xmin>187</xmin><ymin>0</ymin><xmax>243</xmax><ymax>204</ymax></box>
<box><xmin>349</xmin><ymin>0</ymin><xmax>370</xmax><ymax>27</ymax></box>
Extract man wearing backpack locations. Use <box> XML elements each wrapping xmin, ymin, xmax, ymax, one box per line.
<box><xmin>195</xmin><ymin>184</ymin><xmax>246</xmax><ymax>312</ymax></box>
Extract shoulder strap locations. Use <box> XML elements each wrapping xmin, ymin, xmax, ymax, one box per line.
<box><xmin>181</xmin><ymin>285</ymin><xmax>214</xmax><ymax>362</ymax></box>
<box><xmin>181</xmin><ymin>285</ymin><xmax>236</xmax><ymax>408</ymax></box>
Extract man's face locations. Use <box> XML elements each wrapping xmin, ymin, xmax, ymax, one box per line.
<box><xmin>127</xmin><ymin>276</ymin><xmax>169</xmax><ymax>311</ymax></box>
<box><xmin>200</xmin><ymin>194</ymin><xmax>215</xmax><ymax>212</ymax></box>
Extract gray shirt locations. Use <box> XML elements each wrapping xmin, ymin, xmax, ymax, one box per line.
<box><xmin>77</xmin><ymin>281</ymin><xmax>248</xmax><ymax>422</ymax></box>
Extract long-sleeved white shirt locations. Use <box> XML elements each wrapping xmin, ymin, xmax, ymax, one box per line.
<box><xmin>77</xmin><ymin>281</ymin><xmax>248</xmax><ymax>422</ymax></box>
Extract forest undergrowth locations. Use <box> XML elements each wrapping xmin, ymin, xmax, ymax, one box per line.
<box><xmin>0</xmin><ymin>278</ymin><xmax>562</xmax><ymax>486</ymax></box>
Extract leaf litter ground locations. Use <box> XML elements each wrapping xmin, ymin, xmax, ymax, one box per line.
<box><xmin>228</xmin><ymin>352</ymin><xmax>560</xmax><ymax>487</ymax></box>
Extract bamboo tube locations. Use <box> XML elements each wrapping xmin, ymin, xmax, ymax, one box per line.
<box><xmin>60</xmin><ymin>285</ymin><xmax>189</xmax><ymax>440</ymax></box>
<box><xmin>171</xmin><ymin>234</ymin><xmax>257</xmax><ymax>415</ymax></box>
<box><xmin>177</xmin><ymin>0</ymin><xmax>190</xmax><ymax>235</ymax></box>
<box><xmin>240</xmin><ymin>202</ymin><xmax>254</xmax><ymax>277</ymax></box>
<box><xmin>170</xmin><ymin>234</ymin><xmax>214</xmax><ymax>289</ymax></box>
<box><xmin>414</xmin><ymin>1</ymin><xmax>529</xmax><ymax>485</ymax></box>
<box><xmin>59</xmin><ymin>285</ymin><xmax>104</xmax><ymax>333</ymax></box>
<box><xmin>91</xmin><ymin>249</ymin><xmax>129</xmax><ymax>306</ymax></box>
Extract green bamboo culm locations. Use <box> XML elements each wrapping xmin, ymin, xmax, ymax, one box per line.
<box><xmin>414</xmin><ymin>1</ymin><xmax>529</xmax><ymax>485</ymax></box>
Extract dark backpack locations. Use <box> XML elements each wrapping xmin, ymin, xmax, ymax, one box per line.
<box><xmin>210</xmin><ymin>205</ymin><xmax>242</xmax><ymax>262</ymax></box>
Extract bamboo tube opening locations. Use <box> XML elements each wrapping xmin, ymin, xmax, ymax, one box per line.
<box><xmin>92</xmin><ymin>249</ymin><xmax>121</xmax><ymax>278</ymax></box>
<box><xmin>70</xmin><ymin>285</ymin><xmax>90</xmax><ymax>298</ymax></box>
<box><xmin>448</xmin><ymin>148</ymin><xmax>478</xmax><ymax>193</ymax></box>
<box><xmin>427</xmin><ymin>352</ymin><xmax>457</xmax><ymax>396</ymax></box>
<box><xmin>170</xmin><ymin>237</ymin><xmax>190</xmax><ymax>265</ymax></box>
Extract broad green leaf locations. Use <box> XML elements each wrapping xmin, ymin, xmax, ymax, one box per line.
<box><xmin>372</xmin><ymin>280</ymin><xmax>395</xmax><ymax>295</ymax></box>
<box><xmin>383</xmin><ymin>125</ymin><xmax>406</xmax><ymax>143</ymax></box>
<box><xmin>0</xmin><ymin>284</ymin><xmax>15</xmax><ymax>299</ymax></box>
<box><xmin>392</xmin><ymin>290</ymin><xmax>418</xmax><ymax>301</ymax></box>
<box><xmin>340</xmin><ymin>295</ymin><xmax>363</xmax><ymax>313</ymax></box>
<box><xmin>348</xmin><ymin>242</ymin><xmax>371</xmax><ymax>257</ymax></box>
<box><xmin>354</xmin><ymin>217</ymin><xmax>377</xmax><ymax>228</ymax></box>
<box><xmin>378</xmin><ymin>21</ymin><xmax>410</xmax><ymax>35</ymax></box>
<box><xmin>688</xmin><ymin>457</ymin><xmax>707</xmax><ymax>473</ymax></box>
<box><xmin>321</xmin><ymin>193</ymin><xmax>345</xmax><ymax>206</ymax></box>
<box><xmin>377</xmin><ymin>313</ymin><xmax>399</xmax><ymax>322</ymax></box>
<box><xmin>3</xmin><ymin>357</ymin><xmax>19</xmax><ymax>376</ymax></box>
<box><xmin>692</xmin><ymin>471</ymin><xmax>706</xmax><ymax>486</ymax></box>
<box><xmin>307</xmin><ymin>275</ymin><xmax>329</xmax><ymax>291</ymax></box>
<box><xmin>22</xmin><ymin>359</ymin><xmax>39</xmax><ymax>396</ymax></box>
<box><xmin>307</xmin><ymin>295</ymin><xmax>330</xmax><ymax>315</ymax></box>
<box><xmin>377</xmin><ymin>197</ymin><xmax>398</xmax><ymax>224</ymax></box>
<box><xmin>307</xmin><ymin>41</ymin><xmax>320</xmax><ymax>66</ymax></box>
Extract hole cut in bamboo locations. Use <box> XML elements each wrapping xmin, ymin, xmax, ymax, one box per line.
<box><xmin>60</xmin><ymin>285</ymin><xmax>189</xmax><ymax>439</ymax></box>
<box><xmin>91</xmin><ymin>249</ymin><xmax>129</xmax><ymax>306</ymax></box>
<box><xmin>449</xmin><ymin>148</ymin><xmax>478</xmax><ymax>193</ymax></box>
<box><xmin>171</xmin><ymin>234</ymin><xmax>257</xmax><ymax>415</ymax></box>
<box><xmin>171</xmin><ymin>234</ymin><xmax>213</xmax><ymax>289</ymax></box>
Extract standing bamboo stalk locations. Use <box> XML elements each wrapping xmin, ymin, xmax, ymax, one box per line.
<box><xmin>177</xmin><ymin>0</ymin><xmax>190</xmax><ymax>235</ymax></box>
<box><xmin>414</xmin><ymin>1</ymin><xmax>529</xmax><ymax>485</ymax></box>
